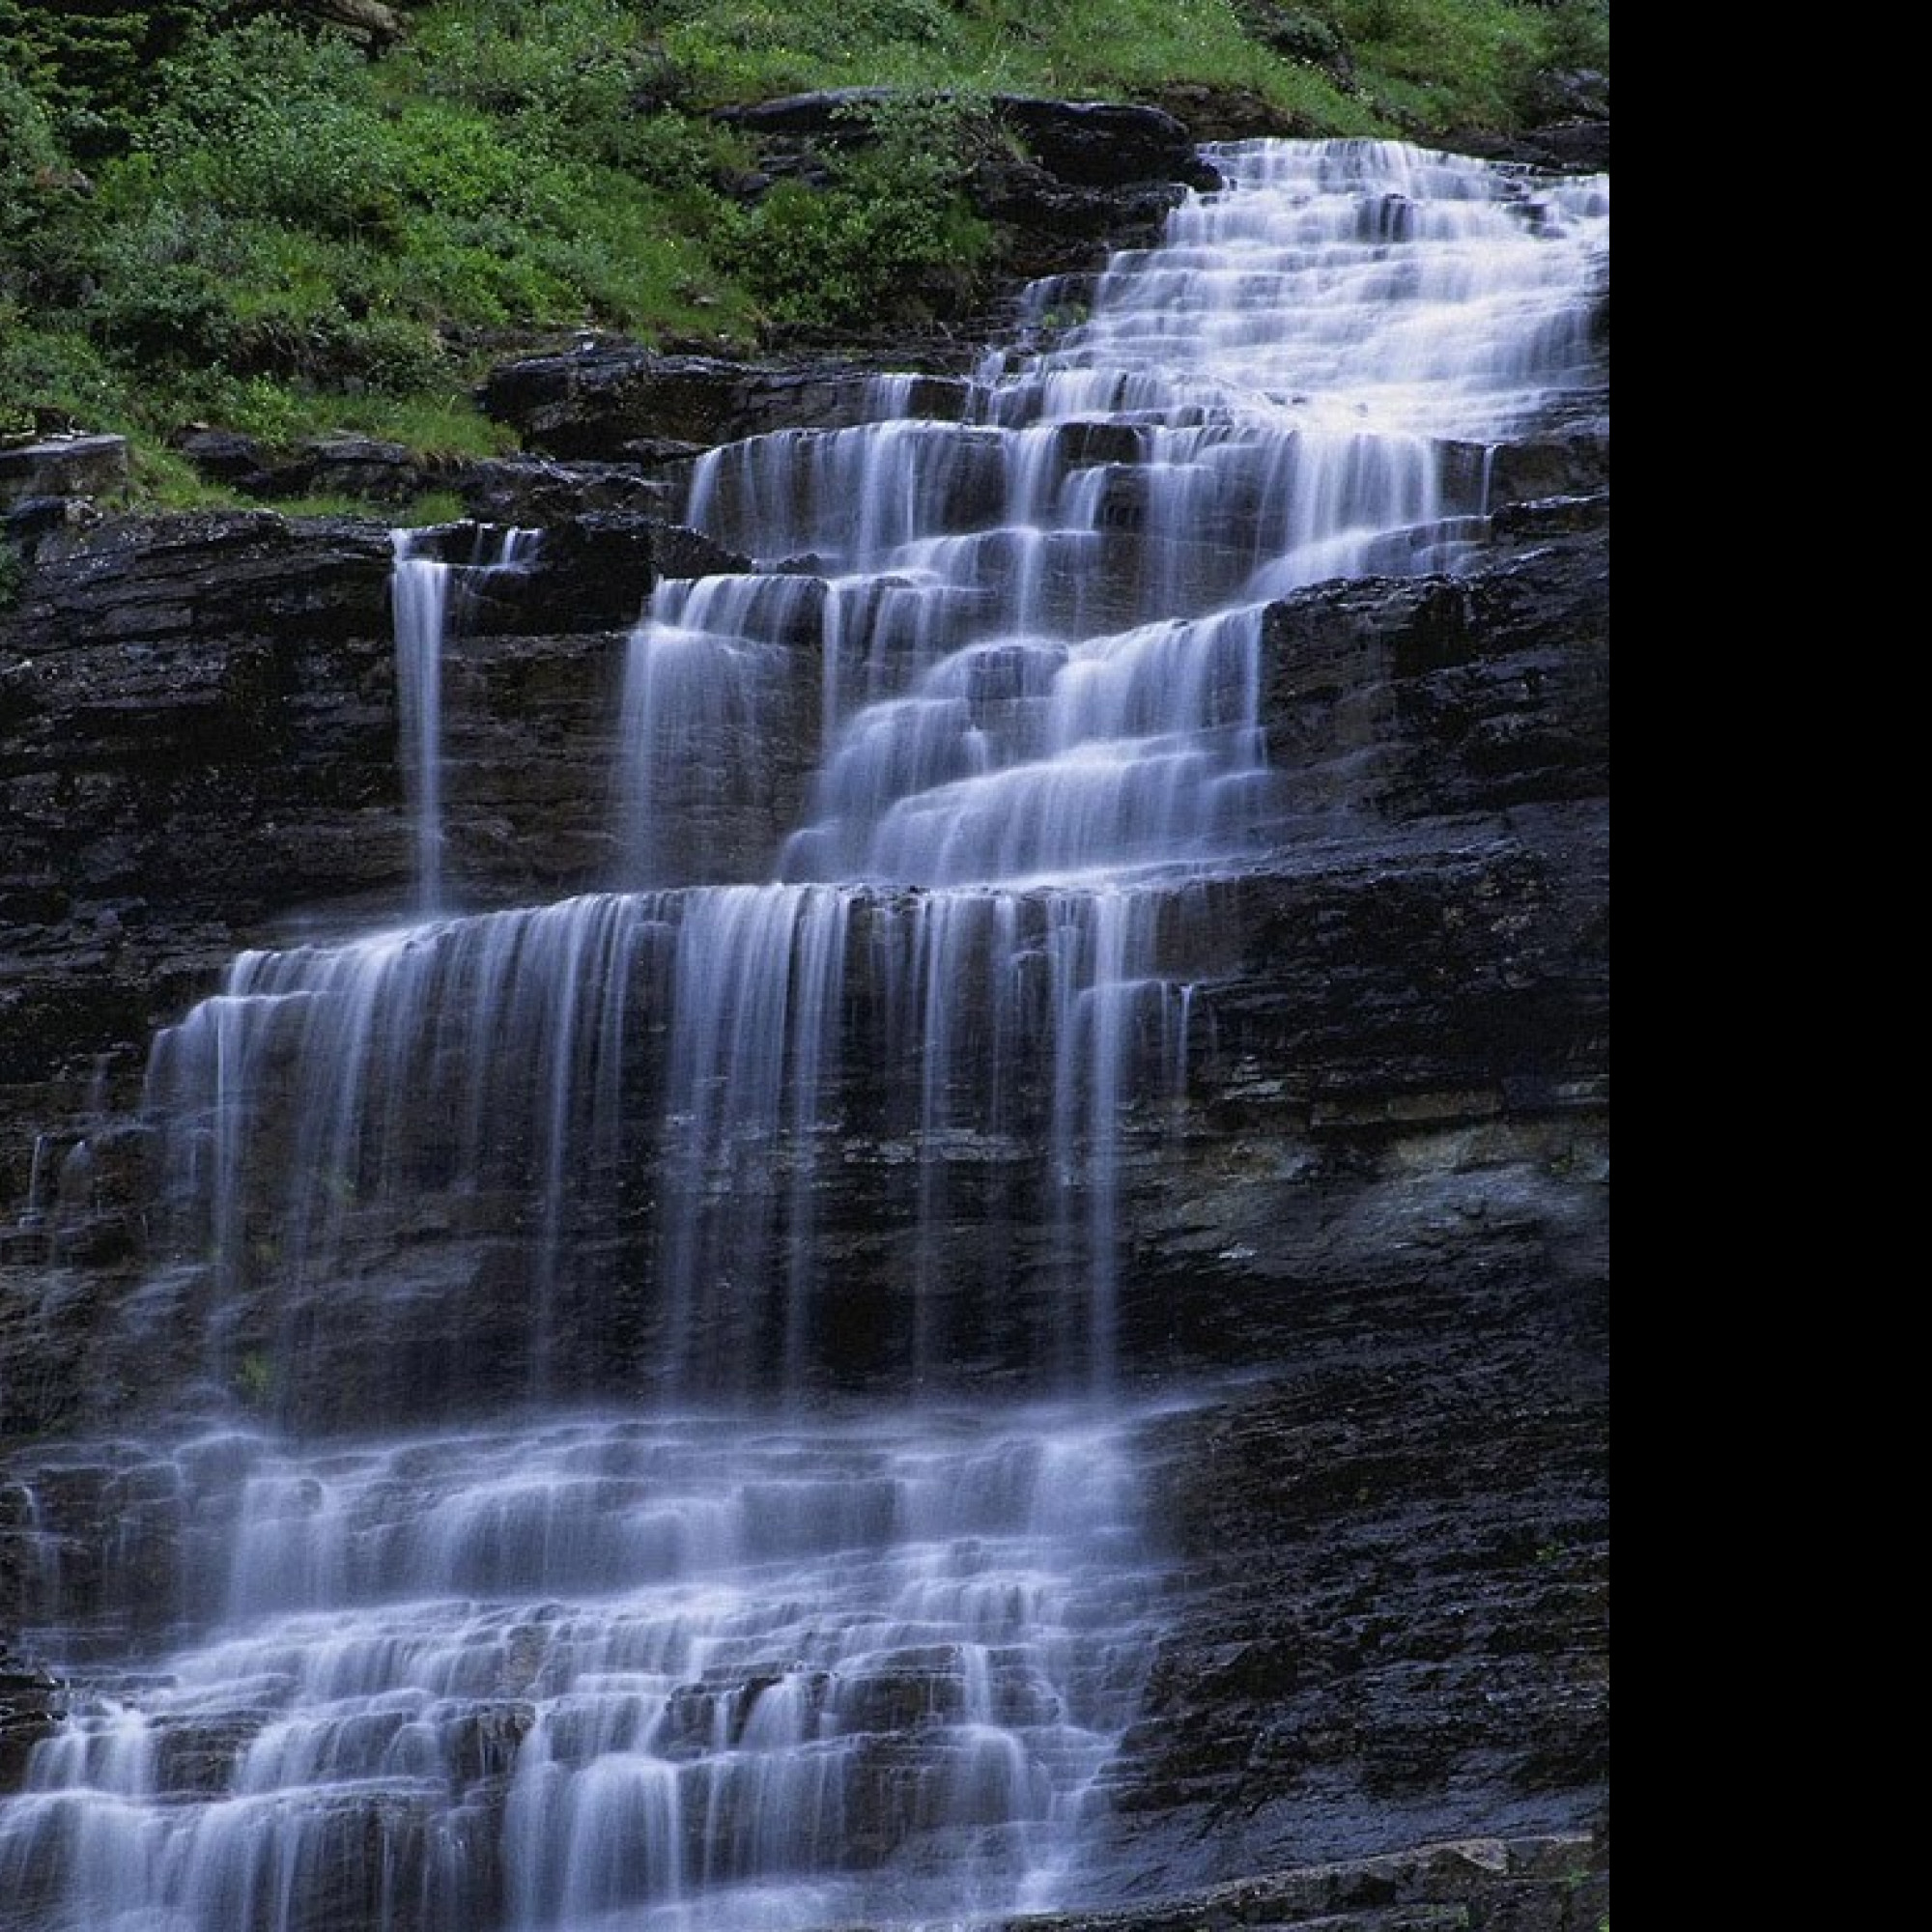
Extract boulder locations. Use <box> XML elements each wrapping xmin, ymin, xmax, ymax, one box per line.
<box><xmin>0</xmin><ymin>435</ymin><xmax>129</xmax><ymax>511</ymax></box>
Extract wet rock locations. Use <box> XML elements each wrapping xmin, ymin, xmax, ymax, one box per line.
<box><xmin>2</xmin><ymin>494</ymin><xmax>103</xmax><ymax>561</ymax></box>
<box><xmin>0</xmin><ymin>332</ymin><xmax>1607</xmax><ymax>1911</ymax></box>
<box><xmin>1003</xmin><ymin>1834</ymin><xmax>1606</xmax><ymax>1929</ymax></box>
<box><xmin>968</xmin><ymin>153</ymin><xmax>1191</xmax><ymax>284</ymax></box>
<box><xmin>483</xmin><ymin>349</ymin><xmax>970</xmax><ymax>460</ymax></box>
<box><xmin>168</xmin><ymin>426</ymin><xmax>279</xmax><ymax>493</ymax></box>
<box><xmin>0</xmin><ymin>507</ymin><xmax>663</xmax><ymax>1151</ymax></box>
<box><xmin>280</xmin><ymin>434</ymin><xmax>452</xmax><ymax>505</ymax></box>
<box><xmin>1</xmin><ymin>497</ymin><xmax>1605</xmax><ymax>1412</ymax></box>
<box><xmin>1150</xmin><ymin>80</ymin><xmax>1311</xmax><ymax>142</ymax></box>
<box><xmin>168</xmin><ymin>432</ymin><xmax>473</xmax><ymax>509</ymax></box>
<box><xmin>0</xmin><ymin>1648</ymin><xmax>60</xmax><ymax>1787</ymax></box>
<box><xmin>0</xmin><ymin>434</ymin><xmax>129</xmax><ymax>510</ymax></box>
<box><xmin>994</xmin><ymin>98</ymin><xmax>1220</xmax><ymax>192</ymax></box>
<box><xmin>456</xmin><ymin>456</ymin><xmax>668</xmax><ymax>526</ymax></box>
<box><xmin>1453</xmin><ymin>121</ymin><xmax>1612</xmax><ymax>175</ymax></box>
<box><xmin>1259</xmin><ymin>524</ymin><xmax>1610</xmax><ymax>819</ymax></box>
<box><xmin>1487</xmin><ymin>420</ymin><xmax>1610</xmax><ymax>506</ymax></box>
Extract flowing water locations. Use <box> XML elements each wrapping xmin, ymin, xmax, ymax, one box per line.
<box><xmin>391</xmin><ymin>527</ymin><xmax>542</xmax><ymax>916</ymax></box>
<box><xmin>0</xmin><ymin>140</ymin><xmax>1608</xmax><ymax>1930</ymax></box>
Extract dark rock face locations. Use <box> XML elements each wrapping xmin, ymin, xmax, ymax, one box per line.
<box><xmin>719</xmin><ymin>92</ymin><xmax>1218</xmax><ymax>194</ymax></box>
<box><xmin>967</xmin><ymin>152</ymin><xmax>1192</xmax><ymax>287</ymax></box>
<box><xmin>0</xmin><ymin>504</ymin><xmax>819</xmax><ymax>1391</ymax></box>
<box><xmin>1452</xmin><ymin>120</ymin><xmax>1612</xmax><ymax>174</ymax></box>
<box><xmin>1009</xmin><ymin>1835</ymin><xmax>1606</xmax><ymax>1931</ymax></box>
<box><xmin>0</xmin><ymin>355</ymin><xmax>1607</xmax><ymax>1932</ymax></box>
<box><xmin>1</xmin><ymin>496</ymin><xmax>1606</xmax><ymax>1637</ymax></box>
<box><xmin>483</xmin><ymin>350</ymin><xmax>973</xmax><ymax>462</ymax></box>
<box><xmin>994</xmin><ymin>98</ymin><xmax>1221</xmax><ymax>191</ymax></box>
<box><xmin>0</xmin><ymin>1647</ymin><xmax>60</xmax><ymax>1788</ymax></box>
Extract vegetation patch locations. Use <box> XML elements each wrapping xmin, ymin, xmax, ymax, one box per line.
<box><xmin>0</xmin><ymin>0</ymin><xmax>1607</xmax><ymax>497</ymax></box>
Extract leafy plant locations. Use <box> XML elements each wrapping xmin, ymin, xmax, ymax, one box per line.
<box><xmin>1329</xmin><ymin>0</ymin><xmax>1569</xmax><ymax>129</ymax></box>
<box><xmin>724</xmin><ymin>91</ymin><xmax>995</xmax><ymax>331</ymax></box>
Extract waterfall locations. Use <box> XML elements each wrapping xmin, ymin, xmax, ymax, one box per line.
<box><xmin>0</xmin><ymin>139</ymin><xmax>1609</xmax><ymax>1931</ymax></box>
<box><xmin>391</xmin><ymin>526</ymin><xmax>541</xmax><ymax>914</ymax></box>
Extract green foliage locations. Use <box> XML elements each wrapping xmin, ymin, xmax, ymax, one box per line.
<box><xmin>724</xmin><ymin>93</ymin><xmax>994</xmax><ymax>330</ymax></box>
<box><xmin>0</xmin><ymin>0</ymin><xmax>231</xmax><ymax>157</ymax></box>
<box><xmin>271</xmin><ymin>486</ymin><xmax>469</xmax><ymax>525</ymax></box>
<box><xmin>0</xmin><ymin>320</ymin><xmax>128</xmax><ymax>440</ymax></box>
<box><xmin>1541</xmin><ymin>0</ymin><xmax>1609</xmax><ymax>71</ymax></box>
<box><xmin>136</xmin><ymin>20</ymin><xmax>397</xmax><ymax>236</ymax></box>
<box><xmin>663</xmin><ymin>0</ymin><xmax>967</xmax><ymax>99</ymax></box>
<box><xmin>1329</xmin><ymin>0</ymin><xmax>1573</xmax><ymax>129</ymax></box>
<box><xmin>0</xmin><ymin>68</ymin><xmax>70</xmax><ymax>259</ymax></box>
<box><xmin>0</xmin><ymin>0</ymin><xmax>1605</xmax><ymax>499</ymax></box>
<box><xmin>124</xmin><ymin>442</ymin><xmax>249</xmax><ymax>509</ymax></box>
<box><xmin>408</xmin><ymin>0</ymin><xmax>694</xmax><ymax>160</ymax></box>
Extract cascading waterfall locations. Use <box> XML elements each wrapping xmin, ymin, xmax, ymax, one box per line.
<box><xmin>0</xmin><ymin>1413</ymin><xmax>1162</xmax><ymax>1932</ymax></box>
<box><xmin>0</xmin><ymin>139</ymin><xmax>1609</xmax><ymax>1931</ymax></box>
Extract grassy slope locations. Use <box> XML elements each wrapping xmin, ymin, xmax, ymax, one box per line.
<box><xmin>0</xmin><ymin>0</ymin><xmax>1608</xmax><ymax>505</ymax></box>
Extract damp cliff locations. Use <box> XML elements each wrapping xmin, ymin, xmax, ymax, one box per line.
<box><xmin>0</xmin><ymin>137</ymin><xmax>1607</xmax><ymax>1931</ymax></box>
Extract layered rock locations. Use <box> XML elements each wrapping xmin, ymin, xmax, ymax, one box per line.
<box><xmin>1</xmin><ymin>481</ymin><xmax>1606</xmax><ymax>1858</ymax></box>
<box><xmin>1008</xmin><ymin>1835</ymin><xmax>1606</xmax><ymax>1931</ymax></box>
<box><xmin>0</xmin><ymin>126</ymin><xmax>1608</xmax><ymax>1921</ymax></box>
<box><xmin>0</xmin><ymin>500</ymin><xmax>810</xmax><ymax>1430</ymax></box>
<box><xmin>0</xmin><ymin>433</ymin><xmax>129</xmax><ymax>511</ymax></box>
<box><xmin>718</xmin><ymin>94</ymin><xmax>1217</xmax><ymax>197</ymax></box>
<box><xmin>482</xmin><ymin>350</ymin><xmax>975</xmax><ymax>462</ymax></box>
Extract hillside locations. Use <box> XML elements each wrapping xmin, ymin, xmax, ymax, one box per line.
<box><xmin>2</xmin><ymin>0</ymin><xmax>1607</xmax><ymax>503</ymax></box>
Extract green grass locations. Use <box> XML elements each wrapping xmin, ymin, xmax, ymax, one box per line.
<box><xmin>0</xmin><ymin>0</ymin><xmax>1606</xmax><ymax>502</ymax></box>
<box><xmin>1335</xmin><ymin>0</ymin><xmax>1593</xmax><ymax>130</ymax></box>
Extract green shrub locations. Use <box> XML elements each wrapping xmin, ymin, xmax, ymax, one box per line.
<box><xmin>724</xmin><ymin>93</ymin><xmax>994</xmax><ymax>331</ymax></box>
<box><xmin>0</xmin><ymin>320</ymin><xmax>131</xmax><ymax>438</ymax></box>
<box><xmin>1329</xmin><ymin>0</ymin><xmax>1562</xmax><ymax>130</ymax></box>
<box><xmin>137</xmin><ymin>20</ymin><xmax>410</xmax><ymax>240</ymax></box>
<box><xmin>0</xmin><ymin>68</ymin><xmax>68</xmax><ymax>252</ymax></box>
<box><xmin>407</xmin><ymin>0</ymin><xmax>692</xmax><ymax>161</ymax></box>
<box><xmin>0</xmin><ymin>0</ymin><xmax>230</xmax><ymax>157</ymax></box>
<box><xmin>1541</xmin><ymin>0</ymin><xmax>1609</xmax><ymax>72</ymax></box>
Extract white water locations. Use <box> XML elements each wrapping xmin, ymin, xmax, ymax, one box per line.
<box><xmin>391</xmin><ymin>527</ymin><xmax>541</xmax><ymax>913</ymax></box>
<box><xmin>0</xmin><ymin>1409</ymin><xmax>1167</xmax><ymax>1932</ymax></box>
<box><xmin>1</xmin><ymin>140</ymin><xmax>1608</xmax><ymax>1931</ymax></box>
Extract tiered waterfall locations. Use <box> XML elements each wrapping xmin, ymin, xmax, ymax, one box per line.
<box><xmin>0</xmin><ymin>139</ymin><xmax>1609</xmax><ymax>1932</ymax></box>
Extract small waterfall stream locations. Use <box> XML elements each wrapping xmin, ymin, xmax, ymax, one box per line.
<box><xmin>0</xmin><ymin>139</ymin><xmax>1608</xmax><ymax>1931</ymax></box>
<box><xmin>391</xmin><ymin>527</ymin><xmax>541</xmax><ymax>914</ymax></box>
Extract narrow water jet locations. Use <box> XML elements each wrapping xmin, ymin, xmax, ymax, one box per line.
<box><xmin>391</xmin><ymin>526</ymin><xmax>541</xmax><ymax>914</ymax></box>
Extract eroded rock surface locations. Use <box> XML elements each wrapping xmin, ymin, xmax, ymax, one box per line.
<box><xmin>0</xmin><ymin>196</ymin><xmax>1608</xmax><ymax>1918</ymax></box>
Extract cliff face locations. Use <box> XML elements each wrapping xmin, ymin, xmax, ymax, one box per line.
<box><xmin>0</xmin><ymin>485</ymin><xmax>1607</xmax><ymax>1886</ymax></box>
<box><xmin>0</xmin><ymin>128</ymin><xmax>1607</xmax><ymax>1927</ymax></box>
